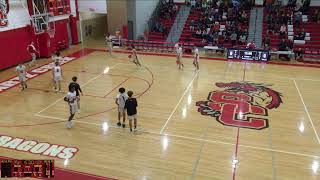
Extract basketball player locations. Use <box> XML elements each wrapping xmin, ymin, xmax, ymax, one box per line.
<box><xmin>193</xmin><ymin>47</ymin><xmax>199</xmax><ymax>70</ymax></box>
<box><xmin>131</xmin><ymin>47</ymin><xmax>141</xmax><ymax>67</ymax></box>
<box><xmin>106</xmin><ymin>33</ymin><xmax>113</xmax><ymax>56</ymax></box>
<box><xmin>177</xmin><ymin>44</ymin><xmax>184</xmax><ymax>69</ymax></box>
<box><xmin>68</xmin><ymin>76</ymin><xmax>83</xmax><ymax>112</ymax></box>
<box><xmin>52</xmin><ymin>51</ymin><xmax>62</xmax><ymax>64</ymax></box>
<box><xmin>115</xmin><ymin>87</ymin><xmax>128</xmax><ymax>128</ymax></box>
<box><xmin>64</xmin><ymin>86</ymin><xmax>77</xmax><ymax>129</ymax></box>
<box><xmin>16</xmin><ymin>63</ymin><xmax>27</xmax><ymax>91</ymax></box>
<box><xmin>52</xmin><ymin>62</ymin><xmax>62</xmax><ymax>92</ymax></box>
<box><xmin>125</xmin><ymin>91</ymin><xmax>138</xmax><ymax>132</ymax></box>
<box><xmin>174</xmin><ymin>42</ymin><xmax>179</xmax><ymax>53</ymax></box>
<box><xmin>27</xmin><ymin>42</ymin><xmax>38</xmax><ymax>67</ymax></box>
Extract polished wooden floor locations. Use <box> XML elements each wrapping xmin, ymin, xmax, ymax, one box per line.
<box><xmin>1</xmin><ymin>44</ymin><xmax>320</xmax><ymax>180</ymax></box>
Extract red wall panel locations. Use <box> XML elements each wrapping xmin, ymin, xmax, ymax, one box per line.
<box><xmin>0</xmin><ymin>27</ymin><xmax>36</xmax><ymax>70</ymax></box>
<box><xmin>53</xmin><ymin>19</ymin><xmax>69</xmax><ymax>50</ymax></box>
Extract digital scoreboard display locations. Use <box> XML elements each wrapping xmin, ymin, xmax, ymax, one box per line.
<box><xmin>0</xmin><ymin>159</ymin><xmax>54</xmax><ymax>178</ymax></box>
<box><xmin>227</xmin><ymin>48</ymin><xmax>269</xmax><ymax>61</ymax></box>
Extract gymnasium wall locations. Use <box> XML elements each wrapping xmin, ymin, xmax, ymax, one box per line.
<box><xmin>0</xmin><ymin>0</ymin><xmax>34</xmax><ymax>70</ymax></box>
<box><xmin>79</xmin><ymin>12</ymin><xmax>107</xmax><ymax>41</ymax></box>
<box><xmin>135</xmin><ymin>0</ymin><xmax>158</xmax><ymax>39</ymax></box>
<box><xmin>78</xmin><ymin>0</ymin><xmax>107</xmax><ymax>14</ymax></box>
<box><xmin>107</xmin><ymin>0</ymin><xmax>127</xmax><ymax>35</ymax></box>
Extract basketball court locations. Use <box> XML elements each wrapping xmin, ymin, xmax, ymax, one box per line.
<box><xmin>0</xmin><ymin>44</ymin><xmax>320</xmax><ymax>179</ymax></box>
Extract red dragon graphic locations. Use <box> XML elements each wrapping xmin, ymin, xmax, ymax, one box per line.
<box><xmin>215</xmin><ymin>82</ymin><xmax>282</xmax><ymax>109</ymax></box>
<box><xmin>196</xmin><ymin>82</ymin><xmax>283</xmax><ymax>130</ymax></box>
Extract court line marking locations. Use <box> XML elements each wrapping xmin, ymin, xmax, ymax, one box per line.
<box><xmin>293</xmin><ymin>79</ymin><xmax>320</xmax><ymax>144</ymax></box>
<box><xmin>159</xmin><ymin>71</ymin><xmax>199</xmax><ymax>134</ymax></box>
<box><xmin>35</xmin><ymin>114</ymin><xmax>320</xmax><ymax>159</ymax></box>
<box><xmin>34</xmin><ymin>63</ymin><xmax>121</xmax><ymax>116</ymax></box>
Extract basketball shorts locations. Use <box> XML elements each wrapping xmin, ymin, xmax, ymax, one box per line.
<box><xmin>69</xmin><ymin>103</ymin><xmax>78</xmax><ymax>114</ymax></box>
<box><xmin>118</xmin><ymin>107</ymin><xmax>125</xmax><ymax>113</ymax></box>
<box><xmin>19</xmin><ymin>75</ymin><xmax>26</xmax><ymax>82</ymax></box>
<box><xmin>54</xmin><ymin>75</ymin><xmax>62</xmax><ymax>82</ymax></box>
<box><xmin>31</xmin><ymin>53</ymin><xmax>36</xmax><ymax>61</ymax></box>
<box><xmin>128</xmin><ymin>114</ymin><xmax>137</xmax><ymax>120</ymax></box>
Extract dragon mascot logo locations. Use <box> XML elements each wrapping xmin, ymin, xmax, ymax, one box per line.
<box><xmin>0</xmin><ymin>0</ymin><xmax>9</xmax><ymax>27</ymax></box>
<box><xmin>196</xmin><ymin>82</ymin><xmax>283</xmax><ymax>130</ymax></box>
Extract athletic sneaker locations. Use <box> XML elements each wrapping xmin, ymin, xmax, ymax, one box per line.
<box><xmin>130</xmin><ymin>128</ymin><xmax>132</xmax><ymax>132</ymax></box>
<box><xmin>122</xmin><ymin>124</ymin><xmax>125</xmax><ymax>128</ymax></box>
<box><xmin>65</xmin><ymin>121</ymin><xmax>72</xmax><ymax>129</ymax></box>
<box><xmin>117</xmin><ymin>122</ymin><xmax>121</xmax><ymax>127</ymax></box>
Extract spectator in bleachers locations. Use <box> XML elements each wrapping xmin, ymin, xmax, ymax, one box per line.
<box><xmin>294</xmin><ymin>28</ymin><xmax>306</xmax><ymax>40</ymax></box>
<box><xmin>239</xmin><ymin>11</ymin><xmax>248</xmax><ymax>24</ymax></box>
<box><xmin>302</xmin><ymin>0</ymin><xmax>310</xmax><ymax>13</ymax></box>
<box><xmin>279</xmin><ymin>24</ymin><xmax>287</xmax><ymax>39</ymax></box>
<box><xmin>294</xmin><ymin>11</ymin><xmax>302</xmax><ymax>28</ymax></box>
<box><xmin>230</xmin><ymin>31</ymin><xmax>237</xmax><ymax>46</ymax></box>
<box><xmin>190</xmin><ymin>20</ymin><xmax>195</xmax><ymax>31</ymax></box>
<box><xmin>278</xmin><ymin>39</ymin><xmax>290</xmax><ymax>60</ymax></box>
<box><xmin>213</xmin><ymin>31</ymin><xmax>219</xmax><ymax>45</ymax></box>
<box><xmin>278</xmin><ymin>39</ymin><xmax>288</xmax><ymax>51</ymax></box>
<box><xmin>312</xmin><ymin>10</ymin><xmax>320</xmax><ymax>23</ymax></box>
<box><xmin>246</xmin><ymin>41</ymin><xmax>256</xmax><ymax>49</ymax></box>
<box><xmin>294</xmin><ymin>48</ymin><xmax>303</xmax><ymax>60</ymax></box>
<box><xmin>239</xmin><ymin>32</ymin><xmax>247</xmax><ymax>45</ymax></box>
<box><xmin>263</xmin><ymin>34</ymin><xmax>270</xmax><ymax>49</ymax></box>
<box><xmin>195</xmin><ymin>29</ymin><xmax>202</xmax><ymax>38</ymax></box>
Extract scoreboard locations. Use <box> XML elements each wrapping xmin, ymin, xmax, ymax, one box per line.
<box><xmin>0</xmin><ymin>159</ymin><xmax>54</xmax><ymax>178</ymax></box>
<box><xmin>227</xmin><ymin>48</ymin><xmax>269</xmax><ymax>61</ymax></box>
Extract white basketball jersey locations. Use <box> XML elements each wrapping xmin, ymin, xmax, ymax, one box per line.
<box><xmin>53</xmin><ymin>66</ymin><xmax>62</xmax><ymax>77</ymax></box>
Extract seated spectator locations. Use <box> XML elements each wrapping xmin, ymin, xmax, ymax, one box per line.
<box><xmin>294</xmin><ymin>28</ymin><xmax>306</xmax><ymax>40</ymax></box>
<box><xmin>279</xmin><ymin>24</ymin><xmax>287</xmax><ymax>39</ymax></box>
<box><xmin>230</xmin><ymin>31</ymin><xmax>237</xmax><ymax>46</ymax></box>
<box><xmin>239</xmin><ymin>33</ymin><xmax>247</xmax><ymax>45</ymax></box>
<box><xmin>263</xmin><ymin>34</ymin><xmax>270</xmax><ymax>49</ymax></box>
<box><xmin>213</xmin><ymin>31</ymin><xmax>219</xmax><ymax>45</ymax></box>
<box><xmin>246</xmin><ymin>41</ymin><xmax>256</xmax><ymax>49</ymax></box>
<box><xmin>195</xmin><ymin>29</ymin><xmax>202</xmax><ymax>38</ymax></box>
<box><xmin>278</xmin><ymin>39</ymin><xmax>290</xmax><ymax>60</ymax></box>
<box><xmin>313</xmin><ymin>10</ymin><xmax>320</xmax><ymax>23</ymax></box>
<box><xmin>239</xmin><ymin>11</ymin><xmax>248</xmax><ymax>23</ymax></box>
<box><xmin>190</xmin><ymin>20</ymin><xmax>195</xmax><ymax>31</ymax></box>
<box><xmin>294</xmin><ymin>11</ymin><xmax>302</xmax><ymax>28</ymax></box>
<box><xmin>278</xmin><ymin>39</ymin><xmax>287</xmax><ymax>51</ymax></box>
<box><xmin>294</xmin><ymin>48</ymin><xmax>304</xmax><ymax>60</ymax></box>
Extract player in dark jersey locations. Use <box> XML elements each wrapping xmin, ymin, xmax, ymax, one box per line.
<box><xmin>124</xmin><ymin>91</ymin><xmax>138</xmax><ymax>132</ymax></box>
<box><xmin>68</xmin><ymin>76</ymin><xmax>83</xmax><ymax>112</ymax></box>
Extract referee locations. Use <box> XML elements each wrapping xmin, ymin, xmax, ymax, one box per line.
<box><xmin>68</xmin><ymin>76</ymin><xmax>83</xmax><ymax>112</ymax></box>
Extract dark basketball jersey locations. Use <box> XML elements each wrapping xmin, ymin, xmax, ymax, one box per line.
<box><xmin>68</xmin><ymin>82</ymin><xmax>82</xmax><ymax>96</ymax></box>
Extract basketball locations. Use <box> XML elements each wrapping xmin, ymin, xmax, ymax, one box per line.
<box><xmin>128</xmin><ymin>55</ymin><xmax>132</xmax><ymax>58</ymax></box>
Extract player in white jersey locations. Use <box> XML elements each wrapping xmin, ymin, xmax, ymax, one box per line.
<box><xmin>64</xmin><ymin>87</ymin><xmax>77</xmax><ymax>129</ymax></box>
<box><xmin>15</xmin><ymin>64</ymin><xmax>27</xmax><ymax>91</ymax></box>
<box><xmin>52</xmin><ymin>51</ymin><xmax>62</xmax><ymax>64</ymax></box>
<box><xmin>52</xmin><ymin>62</ymin><xmax>62</xmax><ymax>92</ymax></box>
<box><xmin>174</xmin><ymin>42</ymin><xmax>179</xmax><ymax>53</ymax></box>
<box><xmin>106</xmin><ymin>33</ymin><xmax>113</xmax><ymax>56</ymax></box>
<box><xmin>193</xmin><ymin>47</ymin><xmax>199</xmax><ymax>70</ymax></box>
<box><xmin>115</xmin><ymin>87</ymin><xmax>128</xmax><ymax>128</ymax></box>
<box><xmin>27</xmin><ymin>42</ymin><xmax>39</xmax><ymax>67</ymax></box>
<box><xmin>131</xmin><ymin>47</ymin><xmax>141</xmax><ymax>67</ymax></box>
<box><xmin>177</xmin><ymin>45</ymin><xmax>184</xmax><ymax>69</ymax></box>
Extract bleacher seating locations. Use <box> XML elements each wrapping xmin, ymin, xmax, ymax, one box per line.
<box><xmin>147</xmin><ymin>3</ymin><xmax>180</xmax><ymax>41</ymax></box>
